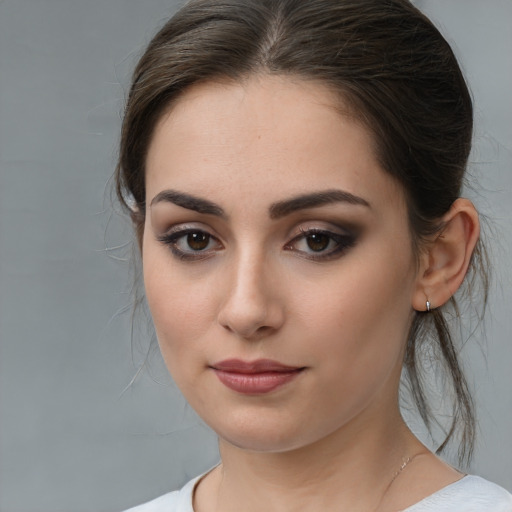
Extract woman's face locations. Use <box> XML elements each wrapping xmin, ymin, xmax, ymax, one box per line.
<box><xmin>143</xmin><ymin>76</ymin><xmax>420</xmax><ymax>452</ymax></box>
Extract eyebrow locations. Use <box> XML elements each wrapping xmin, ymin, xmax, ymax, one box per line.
<box><xmin>269</xmin><ymin>189</ymin><xmax>370</xmax><ymax>219</ymax></box>
<box><xmin>149</xmin><ymin>188</ymin><xmax>370</xmax><ymax>219</ymax></box>
<box><xmin>150</xmin><ymin>189</ymin><xmax>226</xmax><ymax>217</ymax></box>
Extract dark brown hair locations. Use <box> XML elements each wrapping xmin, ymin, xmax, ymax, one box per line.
<box><xmin>115</xmin><ymin>0</ymin><xmax>488</xmax><ymax>466</ymax></box>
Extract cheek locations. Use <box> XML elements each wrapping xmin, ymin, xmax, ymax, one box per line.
<box><xmin>292</xmin><ymin>244</ymin><xmax>415</xmax><ymax>370</ymax></box>
<box><xmin>142</xmin><ymin>250</ymin><xmax>215</xmax><ymax>369</ymax></box>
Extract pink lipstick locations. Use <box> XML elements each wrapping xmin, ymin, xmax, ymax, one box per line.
<box><xmin>210</xmin><ymin>359</ymin><xmax>304</xmax><ymax>394</ymax></box>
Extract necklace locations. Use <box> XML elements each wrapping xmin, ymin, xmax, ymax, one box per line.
<box><xmin>208</xmin><ymin>451</ymin><xmax>426</xmax><ymax>512</ymax></box>
<box><xmin>372</xmin><ymin>452</ymin><xmax>425</xmax><ymax>512</ymax></box>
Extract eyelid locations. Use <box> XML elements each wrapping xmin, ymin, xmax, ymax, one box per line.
<box><xmin>154</xmin><ymin>221</ymin><xmax>223</xmax><ymax>243</ymax></box>
<box><xmin>284</xmin><ymin>225</ymin><xmax>358</xmax><ymax>261</ymax></box>
<box><xmin>287</xmin><ymin>221</ymin><xmax>355</xmax><ymax>242</ymax></box>
<box><xmin>154</xmin><ymin>221</ymin><xmax>359</xmax><ymax>262</ymax></box>
<box><xmin>156</xmin><ymin>224</ymin><xmax>223</xmax><ymax>261</ymax></box>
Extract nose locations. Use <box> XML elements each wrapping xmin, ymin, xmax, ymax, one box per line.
<box><xmin>217</xmin><ymin>251</ymin><xmax>285</xmax><ymax>340</ymax></box>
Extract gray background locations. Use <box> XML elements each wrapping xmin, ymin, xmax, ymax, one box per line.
<box><xmin>0</xmin><ymin>1</ymin><xmax>511</xmax><ymax>511</ymax></box>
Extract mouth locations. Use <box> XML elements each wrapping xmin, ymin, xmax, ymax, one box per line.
<box><xmin>210</xmin><ymin>359</ymin><xmax>305</xmax><ymax>394</ymax></box>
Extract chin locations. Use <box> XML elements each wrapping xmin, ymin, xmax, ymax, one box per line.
<box><xmin>220</xmin><ymin>430</ymin><xmax>308</xmax><ymax>453</ymax></box>
<box><xmin>209</xmin><ymin>412</ymin><xmax>331</xmax><ymax>454</ymax></box>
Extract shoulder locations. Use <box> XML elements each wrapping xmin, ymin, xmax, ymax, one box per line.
<box><xmin>123</xmin><ymin>491</ymin><xmax>181</xmax><ymax>512</ymax></box>
<box><xmin>122</xmin><ymin>474</ymin><xmax>199</xmax><ymax>512</ymax></box>
<box><xmin>405</xmin><ymin>475</ymin><xmax>512</xmax><ymax>512</ymax></box>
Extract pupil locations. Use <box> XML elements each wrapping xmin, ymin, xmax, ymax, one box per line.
<box><xmin>306</xmin><ymin>233</ymin><xmax>329</xmax><ymax>252</ymax></box>
<box><xmin>187</xmin><ymin>232</ymin><xmax>209</xmax><ymax>251</ymax></box>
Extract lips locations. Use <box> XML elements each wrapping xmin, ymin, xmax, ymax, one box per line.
<box><xmin>210</xmin><ymin>359</ymin><xmax>304</xmax><ymax>394</ymax></box>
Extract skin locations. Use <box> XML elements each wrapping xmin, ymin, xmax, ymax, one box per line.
<box><xmin>142</xmin><ymin>76</ymin><xmax>479</xmax><ymax>512</ymax></box>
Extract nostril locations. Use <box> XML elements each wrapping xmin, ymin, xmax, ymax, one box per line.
<box><xmin>216</xmin><ymin>274</ymin><xmax>285</xmax><ymax>339</ymax></box>
<box><xmin>220</xmin><ymin>321</ymin><xmax>275</xmax><ymax>340</ymax></box>
<box><xmin>247</xmin><ymin>325</ymin><xmax>275</xmax><ymax>340</ymax></box>
<box><xmin>255</xmin><ymin>325</ymin><xmax>274</xmax><ymax>336</ymax></box>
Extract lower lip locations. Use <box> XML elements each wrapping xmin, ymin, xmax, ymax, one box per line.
<box><xmin>213</xmin><ymin>369</ymin><xmax>303</xmax><ymax>394</ymax></box>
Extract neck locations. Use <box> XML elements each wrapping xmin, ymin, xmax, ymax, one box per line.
<box><xmin>201</xmin><ymin>407</ymin><xmax>424</xmax><ymax>512</ymax></box>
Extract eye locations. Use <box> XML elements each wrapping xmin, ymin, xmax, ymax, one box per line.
<box><xmin>156</xmin><ymin>228</ymin><xmax>222</xmax><ymax>260</ymax></box>
<box><xmin>183</xmin><ymin>232</ymin><xmax>211</xmax><ymax>251</ymax></box>
<box><xmin>285</xmin><ymin>228</ymin><xmax>356</xmax><ymax>260</ymax></box>
<box><xmin>302</xmin><ymin>232</ymin><xmax>332</xmax><ymax>252</ymax></box>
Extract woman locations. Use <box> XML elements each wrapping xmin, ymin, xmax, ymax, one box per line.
<box><xmin>118</xmin><ymin>0</ymin><xmax>512</xmax><ymax>510</ymax></box>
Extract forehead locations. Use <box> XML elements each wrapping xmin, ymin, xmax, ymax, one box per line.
<box><xmin>145</xmin><ymin>75</ymin><xmax>404</xmax><ymax>211</ymax></box>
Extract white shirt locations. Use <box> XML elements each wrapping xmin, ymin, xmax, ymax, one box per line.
<box><xmin>124</xmin><ymin>474</ymin><xmax>512</xmax><ymax>512</ymax></box>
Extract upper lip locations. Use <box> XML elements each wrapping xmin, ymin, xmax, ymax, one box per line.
<box><xmin>210</xmin><ymin>359</ymin><xmax>303</xmax><ymax>374</ymax></box>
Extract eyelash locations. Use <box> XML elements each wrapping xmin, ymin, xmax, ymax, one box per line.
<box><xmin>157</xmin><ymin>227</ymin><xmax>357</xmax><ymax>262</ymax></box>
<box><xmin>285</xmin><ymin>228</ymin><xmax>357</xmax><ymax>261</ymax></box>
<box><xmin>156</xmin><ymin>228</ymin><xmax>222</xmax><ymax>261</ymax></box>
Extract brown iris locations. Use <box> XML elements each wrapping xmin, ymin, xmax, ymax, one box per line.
<box><xmin>187</xmin><ymin>232</ymin><xmax>210</xmax><ymax>250</ymax></box>
<box><xmin>306</xmin><ymin>233</ymin><xmax>330</xmax><ymax>252</ymax></box>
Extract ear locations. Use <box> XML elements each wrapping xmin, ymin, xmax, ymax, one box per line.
<box><xmin>412</xmin><ymin>198</ymin><xmax>480</xmax><ymax>311</ymax></box>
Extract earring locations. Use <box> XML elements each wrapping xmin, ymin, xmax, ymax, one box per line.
<box><xmin>426</xmin><ymin>300</ymin><xmax>431</xmax><ymax>312</ymax></box>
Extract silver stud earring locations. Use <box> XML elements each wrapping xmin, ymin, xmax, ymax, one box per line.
<box><xmin>426</xmin><ymin>300</ymin><xmax>431</xmax><ymax>312</ymax></box>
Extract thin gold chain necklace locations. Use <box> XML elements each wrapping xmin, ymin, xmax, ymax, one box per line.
<box><xmin>209</xmin><ymin>452</ymin><xmax>427</xmax><ymax>512</ymax></box>
<box><xmin>372</xmin><ymin>452</ymin><xmax>426</xmax><ymax>512</ymax></box>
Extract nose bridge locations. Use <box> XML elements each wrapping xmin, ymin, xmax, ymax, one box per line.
<box><xmin>218</xmin><ymin>241</ymin><xmax>283</xmax><ymax>339</ymax></box>
<box><xmin>233</xmin><ymin>243</ymin><xmax>267</xmax><ymax>297</ymax></box>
